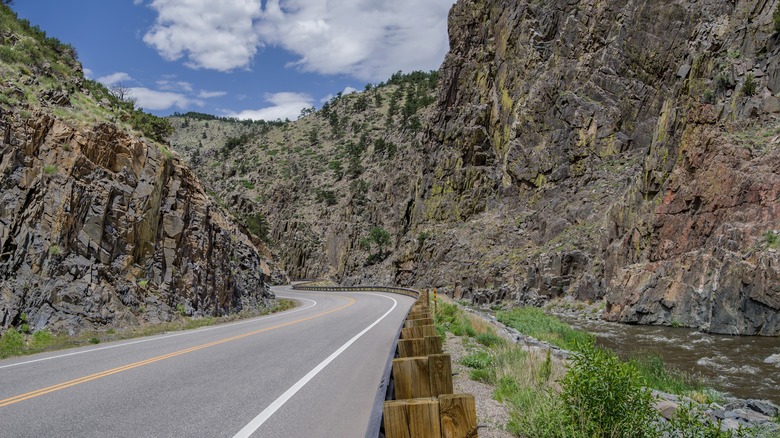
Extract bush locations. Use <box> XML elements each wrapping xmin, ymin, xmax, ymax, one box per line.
<box><xmin>561</xmin><ymin>346</ymin><xmax>657</xmax><ymax>437</ymax></box>
<box><xmin>0</xmin><ymin>328</ymin><xmax>24</xmax><ymax>357</ymax></box>
<box><xmin>775</xmin><ymin>3</ymin><xmax>780</xmax><ymax>32</ymax></box>
<box><xmin>461</xmin><ymin>350</ymin><xmax>493</xmax><ymax>369</ymax></box>
<box><xmin>743</xmin><ymin>73</ymin><xmax>757</xmax><ymax>97</ymax></box>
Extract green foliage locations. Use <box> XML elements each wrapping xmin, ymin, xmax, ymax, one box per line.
<box><xmin>561</xmin><ymin>346</ymin><xmax>657</xmax><ymax>437</ymax></box>
<box><xmin>764</xmin><ymin>230</ymin><xmax>779</xmax><ymax>249</ymax></box>
<box><xmin>129</xmin><ymin>110</ymin><xmax>174</xmax><ymax>144</ymax></box>
<box><xmin>88</xmin><ymin>337</ymin><xmax>100</xmax><ymax>344</ymax></box>
<box><xmin>461</xmin><ymin>350</ymin><xmax>494</xmax><ymax>369</ymax></box>
<box><xmin>315</xmin><ymin>189</ymin><xmax>338</xmax><ymax>206</ymax></box>
<box><xmin>434</xmin><ymin>302</ymin><xmax>476</xmax><ymax>337</ymax></box>
<box><xmin>0</xmin><ymin>328</ymin><xmax>24</xmax><ymax>357</ymax></box>
<box><xmin>629</xmin><ymin>354</ymin><xmax>701</xmax><ymax>395</ymax></box>
<box><xmin>48</xmin><ymin>244</ymin><xmax>60</xmax><ymax>256</ymax></box>
<box><xmin>137</xmin><ymin>279</ymin><xmax>149</xmax><ymax>288</ymax></box>
<box><xmin>368</xmin><ymin>226</ymin><xmax>390</xmax><ymax>253</ymax></box>
<box><xmin>43</xmin><ymin>164</ymin><xmax>57</xmax><ymax>175</ymax></box>
<box><xmin>475</xmin><ymin>332</ymin><xmax>504</xmax><ymax>347</ymax></box>
<box><xmin>30</xmin><ymin>329</ymin><xmax>52</xmax><ymax>348</ymax></box>
<box><xmin>417</xmin><ymin>231</ymin><xmax>432</xmax><ymax>246</ymax></box>
<box><xmin>774</xmin><ymin>2</ymin><xmax>780</xmax><ymax>32</ymax></box>
<box><xmin>175</xmin><ymin>303</ymin><xmax>187</xmax><ymax>316</ymax></box>
<box><xmin>328</xmin><ymin>159</ymin><xmax>343</xmax><ymax>180</ymax></box>
<box><xmin>243</xmin><ymin>212</ymin><xmax>269</xmax><ymax>241</ymax></box>
<box><xmin>240</xmin><ymin>179</ymin><xmax>255</xmax><ymax>190</ymax></box>
<box><xmin>496</xmin><ymin>307</ymin><xmax>595</xmax><ymax>352</ymax></box>
<box><xmin>222</xmin><ymin>134</ymin><xmax>252</xmax><ymax>157</ymax></box>
<box><xmin>743</xmin><ymin>73</ymin><xmax>757</xmax><ymax>97</ymax></box>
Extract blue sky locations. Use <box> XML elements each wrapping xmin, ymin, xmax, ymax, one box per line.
<box><xmin>12</xmin><ymin>0</ymin><xmax>454</xmax><ymax>120</ymax></box>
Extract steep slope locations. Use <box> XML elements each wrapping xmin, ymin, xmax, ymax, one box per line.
<box><xmin>0</xmin><ymin>5</ymin><xmax>274</xmax><ymax>335</ymax></box>
<box><xmin>168</xmin><ymin>72</ymin><xmax>438</xmax><ymax>283</ymax></box>
<box><xmin>412</xmin><ymin>0</ymin><xmax>779</xmax><ymax>335</ymax></box>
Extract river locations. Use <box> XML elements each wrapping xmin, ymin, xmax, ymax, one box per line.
<box><xmin>557</xmin><ymin>316</ymin><xmax>780</xmax><ymax>405</ymax></box>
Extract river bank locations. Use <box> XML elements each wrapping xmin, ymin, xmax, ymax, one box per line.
<box><xmin>440</xmin><ymin>298</ymin><xmax>780</xmax><ymax>436</ymax></box>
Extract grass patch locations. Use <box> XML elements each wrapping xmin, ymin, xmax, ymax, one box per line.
<box><xmin>0</xmin><ymin>299</ymin><xmax>297</xmax><ymax>359</ymax></box>
<box><xmin>496</xmin><ymin>306</ymin><xmax>595</xmax><ymax>351</ymax></box>
<box><xmin>629</xmin><ymin>353</ymin><xmax>703</xmax><ymax>395</ymax></box>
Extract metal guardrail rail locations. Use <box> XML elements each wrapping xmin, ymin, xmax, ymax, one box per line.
<box><xmin>291</xmin><ymin>283</ymin><xmax>421</xmax><ymax>300</ymax></box>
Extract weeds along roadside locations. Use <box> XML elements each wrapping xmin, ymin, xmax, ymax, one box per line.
<box><xmin>432</xmin><ymin>297</ymin><xmax>771</xmax><ymax>438</ymax></box>
<box><xmin>0</xmin><ymin>299</ymin><xmax>297</xmax><ymax>360</ymax></box>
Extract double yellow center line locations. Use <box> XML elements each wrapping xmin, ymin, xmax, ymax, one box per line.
<box><xmin>0</xmin><ymin>296</ymin><xmax>355</xmax><ymax>408</ymax></box>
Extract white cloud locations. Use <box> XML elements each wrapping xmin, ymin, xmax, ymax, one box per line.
<box><xmin>140</xmin><ymin>0</ymin><xmax>454</xmax><ymax>80</ymax></box>
<box><xmin>257</xmin><ymin>0</ymin><xmax>455</xmax><ymax>81</ymax></box>
<box><xmin>142</xmin><ymin>0</ymin><xmax>263</xmax><ymax>72</ymax></box>
<box><xmin>198</xmin><ymin>90</ymin><xmax>227</xmax><ymax>99</ymax></box>
<box><xmin>83</xmin><ymin>68</ymin><xmax>94</xmax><ymax>78</ymax></box>
<box><xmin>97</xmin><ymin>72</ymin><xmax>133</xmax><ymax>86</ymax></box>
<box><xmin>228</xmin><ymin>92</ymin><xmax>313</xmax><ymax>121</ymax></box>
<box><xmin>127</xmin><ymin>87</ymin><xmax>199</xmax><ymax>111</ymax></box>
<box><xmin>156</xmin><ymin>80</ymin><xmax>193</xmax><ymax>92</ymax></box>
<box><xmin>343</xmin><ymin>86</ymin><xmax>358</xmax><ymax>95</ymax></box>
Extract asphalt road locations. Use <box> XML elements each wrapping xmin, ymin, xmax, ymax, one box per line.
<box><xmin>0</xmin><ymin>286</ymin><xmax>415</xmax><ymax>437</ymax></box>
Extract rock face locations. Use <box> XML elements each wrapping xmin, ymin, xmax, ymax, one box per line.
<box><xmin>405</xmin><ymin>0</ymin><xmax>779</xmax><ymax>334</ymax></box>
<box><xmin>167</xmin><ymin>1</ymin><xmax>780</xmax><ymax>336</ymax></box>
<box><xmin>0</xmin><ymin>111</ymin><xmax>274</xmax><ymax>334</ymax></box>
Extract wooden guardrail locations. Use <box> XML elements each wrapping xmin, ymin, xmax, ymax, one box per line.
<box><xmin>290</xmin><ymin>283</ymin><xmax>478</xmax><ymax>437</ymax></box>
<box><xmin>383</xmin><ymin>290</ymin><xmax>478</xmax><ymax>438</ymax></box>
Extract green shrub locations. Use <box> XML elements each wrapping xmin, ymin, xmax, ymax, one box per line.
<box><xmin>240</xmin><ymin>179</ymin><xmax>255</xmax><ymax>190</ymax></box>
<box><xmin>30</xmin><ymin>329</ymin><xmax>52</xmax><ymax>348</ymax></box>
<box><xmin>774</xmin><ymin>3</ymin><xmax>780</xmax><ymax>32</ymax></box>
<box><xmin>434</xmin><ymin>302</ymin><xmax>476</xmax><ymax>338</ymax></box>
<box><xmin>561</xmin><ymin>346</ymin><xmax>657</xmax><ymax>437</ymax></box>
<box><xmin>0</xmin><ymin>328</ymin><xmax>24</xmax><ymax>357</ymax></box>
<box><xmin>43</xmin><ymin>164</ymin><xmax>57</xmax><ymax>175</ymax></box>
<box><xmin>461</xmin><ymin>350</ymin><xmax>493</xmax><ymax>369</ymax></box>
<box><xmin>764</xmin><ymin>230</ymin><xmax>779</xmax><ymax>249</ymax></box>
<box><xmin>88</xmin><ymin>337</ymin><xmax>100</xmax><ymax>344</ymax></box>
<box><xmin>743</xmin><ymin>73</ymin><xmax>757</xmax><ymax>97</ymax></box>
<box><xmin>48</xmin><ymin>244</ymin><xmax>61</xmax><ymax>256</ymax></box>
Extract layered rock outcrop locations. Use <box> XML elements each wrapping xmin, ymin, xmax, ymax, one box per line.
<box><xmin>0</xmin><ymin>111</ymin><xmax>274</xmax><ymax>334</ymax></box>
<box><xmin>407</xmin><ymin>0</ymin><xmax>779</xmax><ymax>334</ymax></box>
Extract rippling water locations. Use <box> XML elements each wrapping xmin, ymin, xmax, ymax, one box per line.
<box><xmin>558</xmin><ymin>316</ymin><xmax>780</xmax><ymax>404</ymax></box>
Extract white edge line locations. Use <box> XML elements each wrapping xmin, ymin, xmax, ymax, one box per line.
<box><xmin>0</xmin><ymin>293</ymin><xmax>317</xmax><ymax>371</ymax></box>
<box><xmin>232</xmin><ymin>292</ymin><xmax>399</xmax><ymax>438</ymax></box>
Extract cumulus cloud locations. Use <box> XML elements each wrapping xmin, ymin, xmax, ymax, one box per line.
<box><xmin>143</xmin><ymin>0</ymin><xmax>263</xmax><ymax>72</ymax></box>
<box><xmin>259</xmin><ymin>0</ymin><xmax>455</xmax><ymax>81</ymax></box>
<box><xmin>228</xmin><ymin>92</ymin><xmax>313</xmax><ymax>121</ymax></box>
<box><xmin>127</xmin><ymin>87</ymin><xmax>199</xmax><ymax>111</ymax></box>
<box><xmin>140</xmin><ymin>0</ymin><xmax>454</xmax><ymax>80</ymax></box>
<box><xmin>97</xmin><ymin>72</ymin><xmax>133</xmax><ymax>86</ymax></box>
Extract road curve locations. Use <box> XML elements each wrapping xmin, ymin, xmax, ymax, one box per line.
<box><xmin>0</xmin><ymin>286</ymin><xmax>415</xmax><ymax>437</ymax></box>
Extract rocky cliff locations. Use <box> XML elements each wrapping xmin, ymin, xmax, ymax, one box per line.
<box><xmin>168</xmin><ymin>1</ymin><xmax>779</xmax><ymax>336</ymax></box>
<box><xmin>410</xmin><ymin>0</ymin><xmax>779</xmax><ymax>335</ymax></box>
<box><xmin>0</xmin><ymin>6</ymin><xmax>274</xmax><ymax>335</ymax></box>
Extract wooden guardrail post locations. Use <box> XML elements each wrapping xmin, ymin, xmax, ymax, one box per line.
<box><xmin>384</xmin><ymin>398</ymin><xmax>441</xmax><ymax>438</ymax></box>
<box><xmin>393</xmin><ymin>357</ymin><xmax>431</xmax><ymax>399</ymax></box>
<box><xmin>401</xmin><ymin>325</ymin><xmax>437</xmax><ymax>339</ymax></box>
<box><xmin>428</xmin><ymin>354</ymin><xmax>453</xmax><ymax>396</ymax></box>
<box><xmin>439</xmin><ymin>394</ymin><xmax>478</xmax><ymax>438</ymax></box>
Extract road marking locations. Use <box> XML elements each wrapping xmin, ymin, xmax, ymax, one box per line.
<box><xmin>0</xmin><ymin>293</ymin><xmax>315</xmax><ymax>371</ymax></box>
<box><xmin>0</xmin><ymin>296</ymin><xmax>353</xmax><ymax>408</ymax></box>
<box><xmin>232</xmin><ymin>293</ymin><xmax>399</xmax><ymax>438</ymax></box>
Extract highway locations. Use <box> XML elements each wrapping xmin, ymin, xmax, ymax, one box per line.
<box><xmin>0</xmin><ymin>286</ymin><xmax>415</xmax><ymax>437</ymax></box>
